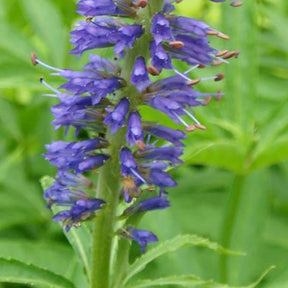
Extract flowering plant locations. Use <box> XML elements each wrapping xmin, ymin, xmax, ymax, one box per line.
<box><xmin>27</xmin><ymin>0</ymin><xmax>273</xmax><ymax>287</ymax></box>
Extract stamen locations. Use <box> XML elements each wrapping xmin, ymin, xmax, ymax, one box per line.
<box><xmin>40</xmin><ymin>78</ymin><xmax>60</xmax><ymax>94</ymax></box>
<box><xmin>32</xmin><ymin>53</ymin><xmax>62</xmax><ymax>72</ymax></box>
<box><xmin>173</xmin><ymin>112</ymin><xmax>189</xmax><ymax>127</ymax></box>
<box><xmin>185</xmin><ymin>124</ymin><xmax>206</xmax><ymax>132</ymax></box>
<box><xmin>183</xmin><ymin>109</ymin><xmax>200</xmax><ymax>125</ymax></box>
<box><xmin>195</xmin><ymin>124</ymin><xmax>207</xmax><ymax>130</ymax></box>
<box><xmin>146</xmin><ymin>134</ymin><xmax>151</xmax><ymax>145</ymax></box>
<box><xmin>206</xmin><ymin>30</ymin><xmax>230</xmax><ymax>40</ymax></box>
<box><xmin>187</xmin><ymin>79</ymin><xmax>201</xmax><ymax>86</ymax></box>
<box><xmin>215</xmin><ymin>73</ymin><xmax>225</xmax><ymax>81</ymax></box>
<box><xmin>169</xmin><ymin>41</ymin><xmax>184</xmax><ymax>49</ymax></box>
<box><xmin>131</xmin><ymin>168</ymin><xmax>147</xmax><ymax>184</ymax></box>
<box><xmin>216</xmin><ymin>50</ymin><xmax>229</xmax><ymax>57</ymax></box>
<box><xmin>173</xmin><ymin>69</ymin><xmax>191</xmax><ymax>81</ymax></box>
<box><xmin>216</xmin><ymin>90</ymin><xmax>223</xmax><ymax>101</ymax></box>
<box><xmin>202</xmin><ymin>96</ymin><xmax>211</xmax><ymax>106</ymax></box>
<box><xmin>184</xmin><ymin>64</ymin><xmax>200</xmax><ymax>74</ymax></box>
<box><xmin>43</xmin><ymin>93</ymin><xmax>58</xmax><ymax>98</ymax></box>
<box><xmin>212</xmin><ymin>60</ymin><xmax>223</xmax><ymax>66</ymax></box>
<box><xmin>137</xmin><ymin>0</ymin><xmax>148</xmax><ymax>8</ymax></box>
<box><xmin>86</xmin><ymin>16</ymin><xmax>95</xmax><ymax>23</ymax></box>
<box><xmin>231</xmin><ymin>1</ymin><xmax>243</xmax><ymax>7</ymax></box>
<box><xmin>148</xmin><ymin>65</ymin><xmax>160</xmax><ymax>76</ymax></box>
<box><xmin>161</xmin><ymin>143</ymin><xmax>173</xmax><ymax>148</ymax></box>
<box><xmin>185</xmin><ymin>125</ymin><xmax>197</xmax><ymax>132</ymax></box>
<box><xmin>136</xmin><ymin>140</ymin><xmax>145</xmax><ymax>151</ymax></box>
<box><xmin>223</xmin><ymin>51</ymin><xmax>240</xmax><ymax>59</ymax></box>
<box><xmin>31</xmin><ymin>52</ymin><xmax>38</xmax><ymax>65</ymax></box>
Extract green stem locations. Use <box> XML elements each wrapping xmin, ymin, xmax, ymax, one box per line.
<box><xmin>91</xmin><ymin>129</ymin><xmax>126</xmax><ymax>288</ymax></box>
<box><xmin>90</xmin><ymin>2</ymin><xmax>164</xmax><ymax>287</ymax></box>
<box><xmin>111</xmin><ymin>215</ymin><xmax>143</xmax><ymax>288</ymax></box>
<box><xmin>220</xmin><ymin>175</ymin><xmax>244</xmax><ymax>283</ymax></box>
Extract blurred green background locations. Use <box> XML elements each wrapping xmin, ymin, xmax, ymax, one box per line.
<box><xmin>1</xmin><ymin>0</ymin><xmax>288</xmax><ymax>287</ymax></box>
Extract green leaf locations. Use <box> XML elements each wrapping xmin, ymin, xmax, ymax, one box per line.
<box><xmin>124</xmin><ymin>234</ymin><xmax>241</xmax><ymax>285</ymax></box>
<box><xmin>0</xmin><ymin>240</ymin><xmax>74</xmax><ymax>279</ymax></box>
<box><xmin>126</xmin><ymin>266</ymin><xmax>275</xmax><ymax>288</ymax></box>
<box><xmin>62</xmin><ymin>224</ymin><xmax>92</xmax><ymax>283</ymax></box>
<box><xmin>0</xmin><ymin>258</ymin><xmax>75</xmax><ymax>288</ymax></box>
<box><xmin>20</xmin><ymin>0</ymin><xmax>68</xmax><ymax>66</ymax></box>
<box><xmin>40</xmin><ymin>175</ymin><xmax>55</xmax><ymax>191</ymax></box>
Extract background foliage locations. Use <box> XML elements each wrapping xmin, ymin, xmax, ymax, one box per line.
<box><xmin>0</xmin><ymin>0</ymin><xmax>288</xmax><ymax>287</ymax></box>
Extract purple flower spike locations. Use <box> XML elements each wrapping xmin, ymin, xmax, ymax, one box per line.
<box><xmin>131</xmin><ymin>56</ymin><xmax>151</xmax><ymax>92</ymax></box>
<box><xmin>53</xmin><ymin>198</ymin><xmax>105</xmax><ymax>232</ymax></box>
<box><xmin>121</xmin><ymin>227</ymin><xmax>158</xmax><ymax>253</ymax></box>
<box><xmin>126</xmin><ymin>111</ymin><xmax>144</xmax><ymax>148</ymax></box>
<box><xmin>44</xmin><ymin>140</ymin><xmax>110</xmax><ymax>173</ymax></box>
<box><xmin>151</xmin><ymin>13</ymin><xmax>173</xmax><ymax>45</ymax></box>
<box><xmin>37</xmin><ymin>0</ymin><xmax>236</xmax><ymax>241</ymax></box>
<box><xmin>104</xmin><ymin>98</ymin><xmax>129</xmax><ymax>134</ymax></box>
<box><xmin>150</xmin><ymin>41</ymin><xmax>172</xmax><ymax>73</ymax></box>
<box><xmin>124</xmin><ymin>196</ymin><xmax>170</xmax><ymax>216</ymax></box>
<box><xmin>77</xmin><ymin>0</ymin><xmax>128</xmax><ymax>17</ymax></box>
<box><xmin>143</xmin><ymin>122</ymin><xmax>186</xmax><ymax>147</ymax></box>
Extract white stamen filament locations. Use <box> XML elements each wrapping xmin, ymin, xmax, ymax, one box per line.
<box><xmin>131</xmin><ymin>168</ymin><xmax>147</xmax><ymax>184</ymax></box>
<box><xmin>173</xmin><ymin>69</ymin><xmax>191</xmax><ymax>81</ymax></box>
<box><xmin>184</xmin><ymin>109</ymin><xmax>200</xmax><ymax>124</ymax></box>
<box><xmin>36</xmin><ymin>59</ymin><xmax>62</xmax><ymax>72</ymax></box>
<box><xmin>40</xmin><ymin>79</ymin><xmax>60</xmax><ymax>94</ymax></box>
<box><xmin>173</xmin><ymin>112</ymin><xmax>189</xmax><ymax>127</ymax></box>
<box><xmin>184</xmin><ymin>64</ymin><xmax>199</xmax><ymax>74</ymax></box>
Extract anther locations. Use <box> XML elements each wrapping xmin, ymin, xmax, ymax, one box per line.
<box><xmin>185</xmin><ymin>125</ymin><xmax>197</xmax><ymax>132</ymax></box>
<box><xmin>148</xmin><ymin>65</ymin><xmax>160</xmax><ymax>76</ymax></box>
<box><xmin>86</xmin><ymin>16</ymin><xmax>93</xmax><ymax>22</ymax></box>
<box><xmin>203</xmin><ymin>97</ymin><xmax>211</xmax><ymax>106</ymax></box>
<box><xmin>206</xmin><ymin>30</ymin><xmax>230</xmax><ymax>40</ymax></box>
<box><xmin>169</xmin><ymin>41</ymin><xmax>184</xmax><ymax>49</ymax></box>
<box><xmin>184</xmin><ymin>64</ymin><xmax>200</xmax><ymax>74</ymax></box>
<box><xmin>195</xmin><ymin>124</ymin><xmax>206</xmax><ymax>130</ymax></box>
<box><xmin>187</xmin><ymin>79</ymin><xmax>201</xmax><ymax>86</ymax></box>
<box><xmin>231</xmin><ymin>1</ymin><xmax>243</xmax><ymax>7</ymax></box>
<box><xmin>136</xmin><ymin>140</ymin><xmax>145</xmax><ymax>151</ymax></box>
<box><xmin>215</xmin><ymin>73</ymin><xmax>225</xmax><ymax>81</ymax></box>
<box><xmin>223</xmin><ymin>51</ymin><xmax>240</xmax><ymax>59</ymax></box>
<box><xmin>206</xmin><ymin>30</ymin><xmax>218</xmax><ymax>36</ymax></box>
<box><xmin>39</xmin><ymin>78</ymin><xmax>60</xmax><ymax>94</ymax></box>
<box><xmin>198</xmin><ymin>63</ymin><xmax>206</xmax><ymax>68</ymax></box>
<box><xmin>216</xmin><ymin>90</ymin><xmax>223</xmax><ymax>101</ymax></box>
<box><xmin>217</xmin><ymin>33</ymin><xmax>230</xmax><ymax>40</ymax></box>
<box><xmin>212</xmin><ymin>60</ymin><xmax>223</xmax><ymax>66</ymax></box>
<box><xmin>31</xmin><ymin>52</ymin><xmax>38</xmax><ymax>66</ymax></box>
<box><xmin>216</xmin><ymin>50</ymin><xmax>229</xmax><ymax>57</ymax></box>
<box><xmin>137</xmin><ymin>0</ymin><xmax>148</xmax><ymax>8</ymax></box>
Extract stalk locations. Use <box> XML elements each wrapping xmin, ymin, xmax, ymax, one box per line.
<box><xmin>90</xmin><ymin>2</ymin><xmax>164</xmax><ymax>287</ymax></box>
<box><xmin>91</xmin><ymin>129</ymin><xmax>126</xmax><ymax>288</ymax></box>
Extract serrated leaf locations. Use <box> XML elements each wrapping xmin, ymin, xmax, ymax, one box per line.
<box><xmin>0</xmin><ymin>240</ymin><xmax>72</xmax><ymax>278</ymax></box>
<box><xmin>124</xmin><ymin>234</ymin><xmax>242</xmax><ymax>285</ymax></box>
<box><xmin>126</xmin><ymin>266</ymin><xmax>274</xmax><ymax>288</ymax></box>
<box><xmin>0</xmin><ymin>258</ymin><xmax>75</xmax><ymax>288</ymax></box>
